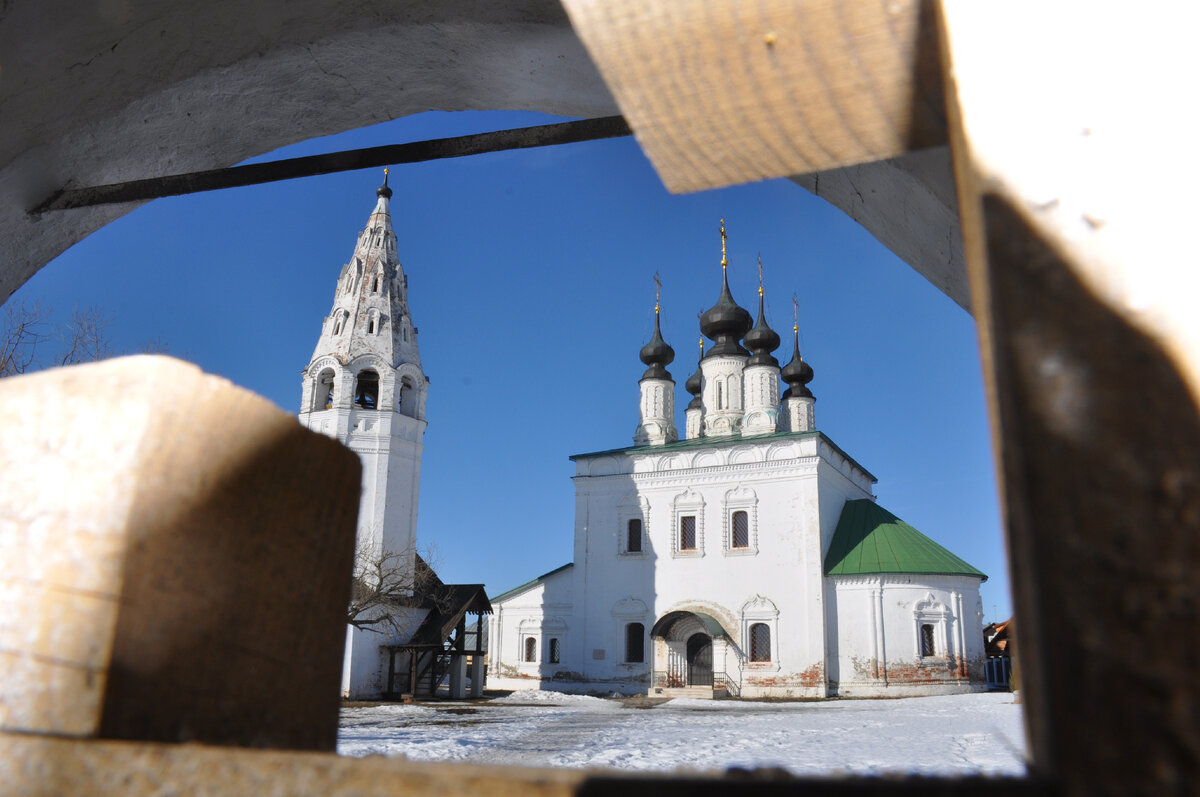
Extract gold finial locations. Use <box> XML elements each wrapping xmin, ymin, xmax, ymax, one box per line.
<box><xmin>653</xmin><ymin>272</ymin><xmax>662</xmax><ymax>314</ymax></box>
<box><xmin>757</xmin><ymin>253</ymin><xmax>764</xmax><ymax>297</ymax></box>
<box><xmin>719</xmin><ymin>219</ymin><xmax>728</xmax><ymax>270</ymax></box>
<box><xmin>384</xmin><ymin>167</ymin><xmax>389</xmax><ymax>177</ymax></box>
<box><xmin>792</xmin><ymin>292</ymin><xmax>799</xmax><ymax>334</ymax></box>
<box><xmin>699</xmin><ymin>337</ymin><xmax>705</xmax><ymax>355</ymax></box>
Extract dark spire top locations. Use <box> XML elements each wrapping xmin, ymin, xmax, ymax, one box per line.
<box><xmin>639</xmin><ymin>275</ymin><xmax>675</xmax><ymax>381</ymax></box>
<box><xmin>685</xmin><ymin>337</ymin><xmax>704</xmax><ymax>409</ymax></box>
<box><xmin>376</xmin><ymin>167</ymin><xmax>393</xmax><ymax>199</ymax></box>
<box><xmin>699</xmin><ymin>219</ymin><xmax>752</xmax><ymax>357</ymax></box>
<box><xmin>781</xmin><ymin>305</ymin><xmax>814</xmax><ymax>399</ymax></box>
<box><xmin>744</xmin><ymin>256</ymin><xmax>780</xmax><ymax>367</ymax></box>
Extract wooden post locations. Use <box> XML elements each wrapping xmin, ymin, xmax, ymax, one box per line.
<box><xmin>0</xmin><ymin>356</ymin><xmax>360</xmax><ymax>751</ymax></box>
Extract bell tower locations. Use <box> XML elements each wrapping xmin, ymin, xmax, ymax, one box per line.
<box><xmin>298</xmin><ymin>170</ymin><xmax>429</xmax><ymax>575</ymax></box>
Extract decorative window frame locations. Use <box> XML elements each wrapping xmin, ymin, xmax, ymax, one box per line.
<box><xmin>617</xmin><ymin>495</ymin><xmax>650</xmax><ymax>557</ymax></box>
<box><xmin>912</xmin><ymin>593</ymin><xmax>953</xmax><ymax>662</ymax></box>
<box><xmin>612</xmin><ymin>597</ymin><xmax>649</xmax><ymax>667</ymax></box>
<box><xmin>671</xmin><ymin>488</ymin><xmax>705</xmax><ymax>558</ymax></box>
<box><xmin>722</xmin><ymin>485</ymin><xmax>759</xmax><ymax>556</ymax></box>
<box><xmin>740</xmin><ymin>595</ymin><xmax>781</xmax><ymax>671</ymax></box>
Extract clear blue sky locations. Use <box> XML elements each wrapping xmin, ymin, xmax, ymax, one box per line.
<box><xmin>15</xmin><ymin>110</ymin><xmax>1013</xmax><ymax>623</ymax></box>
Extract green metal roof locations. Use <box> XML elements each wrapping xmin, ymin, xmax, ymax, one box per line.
<box><xmin>490</xmin><ymin>563</ymin><xmax>573</xmax><ymax>603</ymax></box>
<box><xmin>824</xmin><ymin>499</ymin><xmax>987</xmax><ymax>581</ymax></box>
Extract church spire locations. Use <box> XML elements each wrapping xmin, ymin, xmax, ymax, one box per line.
<box><xmin>779</xmin><ymin>293</ymin><xmax>816</xmax><ymax>432</ymax></box>
<box><xmin>301</xmin><ymin>173</ymin><xmax>427</xmax><ymax>417</ymax></box>
<box><xmin>634</xmin><ymin>274</ymin><xmax>678</xmax><ymax>446</ymax></box>
<box><xmin>741</xmin><ymin>255</ymin><xmax>783</xmax><ymax>436</ymax></box>
<box><xmin>698</xmin><ymin>219</ymin><xmax>752</xmax><ymax>437</ymax></box>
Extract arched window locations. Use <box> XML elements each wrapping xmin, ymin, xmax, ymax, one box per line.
<box><xmin>332</xmin><ymin>310</ymin><xmax>347</xmax><ymax>336</ymax></box>
<box><xmin>627</xmin><ymin>518</ymin><xmax>642</xmax><ymax>553</ymax></box>
<box><xmin>315</xmin><ymin>368</ymin><xmax>335</xmax><ymax>410</ymax></box>
<box><xmin>625</xmin><ymin>622</ymin><xmax>645</xmax><ymax>663</ymax></box>
<box><xmin>353</xmin><ymin>370</ymin><xmax>379</xmax><ymax>409</ymax></box>
<box><xmin>371</xmin><ymin>275</ymin><xmax>380</xmax><ymax>293</ymax></box>
<box><xmin>731</xmin><ymin>510</ymin><xmax>749</xmax><ymax>548</ymax></box>
<box><xmin>397</xmin><ymin>376</ymin><xmax>417</xmax><ymax>416</ymax></box>
<box><xmin>715</xmin><ymin>380</ymin><xmax>724</xmax><ymax>410</ymax></box>
<box><xmin>548</xmin><ymin>638</ymin><xmax>561</xmax><ymax>664</ymax></box>
<box><xmin>749</xmin><ymin>622</ymin><xmax>771</xmax><ymax>662</ymax></box>
<box><xmin>524</xmin><ymin>636</ymin><xmax>537</xmax><ymax>663</ymax></box>
<box><xmin>920</xmin><ymin>624</ymin><xmax>936</xmax><ymax>657</ymax></box>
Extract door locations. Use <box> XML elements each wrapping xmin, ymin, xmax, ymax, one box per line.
<box><xmin>686</xmin><ymin>633</ymin><xmax>713</xmax><ymax>686</ymax></box>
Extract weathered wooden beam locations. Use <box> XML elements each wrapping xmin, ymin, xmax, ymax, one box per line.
<box><xmin>0</xmin><ymin>732</ymin><xmax>1045</xmax><ymax>797</ymax></box>
<box><xmin>0</xmin><ymin>356</ymin><xmax>360</xmax><ymax>751</ymax></box>
<box><xmin>938</xmin><ymin>2</ymin><xmax>1200</xmax><ymax>793</ymax></box>
<box><xmin>560</xmin><ymin>0</ymin><xmax>945</xmax><ymax>193</ymax></box>
<box><xmin>30</xmin><ymin>117</ymin><xmax>632</xmax><ymax>213</ymax></box>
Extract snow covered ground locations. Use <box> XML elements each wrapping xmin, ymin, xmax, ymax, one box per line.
<box><xmin>338</xmin><ymin>691</ymin><xmax>1026</xmax><ymax>777</ymax></box>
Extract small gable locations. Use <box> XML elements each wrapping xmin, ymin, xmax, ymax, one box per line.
<box><xmin>824</xmin><ymin>499</ymin><xmax>986</xmax><ymax>580</ymax></box>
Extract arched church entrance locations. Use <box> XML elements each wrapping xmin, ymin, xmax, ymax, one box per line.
<box><xmin>686</xmin><ymin>633</ymin><xmax>713</xmax><ymax>687</ymax></box>
<box><xmin>650</xmin><ymin>610</ymin><xmax>730</xmax><ymax>693</ymax></box>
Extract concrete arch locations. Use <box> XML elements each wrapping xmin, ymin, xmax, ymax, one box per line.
<box><xmin>0</xmin><ymin>3</ymin><xmax>967</xmax><ymax>314</ymax></box>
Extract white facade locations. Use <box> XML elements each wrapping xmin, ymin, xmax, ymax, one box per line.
<box><xmin>489</xmin><ymin>244</ymin><xmax>987</xmax><ymax>698</ymax></box>
<box><xmin>299</xmin><ymin>175</ymin><xmax>431</xmax><ymax>699</ymax></box>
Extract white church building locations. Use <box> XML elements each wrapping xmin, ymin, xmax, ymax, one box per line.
<box><xmin>298</xmin><ymin>173</ymin><xmax>489</xmax><ymax>700</ymax></box>
<box><xmin>488</xmin><ymin>224</ymin><xmax>988</xmax><ymax>698</ymax></box>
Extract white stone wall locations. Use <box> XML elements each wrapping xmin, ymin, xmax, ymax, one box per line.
<box><xmin>489</xmin><ymin>429</ymin><xmax>987</xmax><ymax>699</ymax></box>
<box><xmin>826</xmin><ymin>574</ymin><xmax>987</xmax><ymax>697</ymax></box>
<box><xmin>486</xmin><ymin>567</ymin><xmax>578</xmax><ymax>691</ymax></box>
<box><xmin>568</xmin><ymin>433</ymin><xmax>875</xmax><ymax>697</ymax></box>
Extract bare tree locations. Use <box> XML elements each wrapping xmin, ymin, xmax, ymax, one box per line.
<box><xmin>347</xmin><ymin>540</ymin><xmax>448</xmax><ymax>636</ymax></box>
<box><xmin>0</xmin><ymin>301</ymin><xmax>50</xmax><ymax>377</ymax></box>
<box><xmin>0</xmin><ymin>301</ymin><xmax>115</xmax><ymax>377</ymax></box>
<box><xmin>56</xmin><ymin>305</ymin><xmax>113</xmax><ymax>366</ymax></box>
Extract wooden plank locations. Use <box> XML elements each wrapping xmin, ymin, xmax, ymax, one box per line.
<box><xmin>0</xmin><ymin>732</ymin><xmax>1044</xmax><ymax>797</ymax></box>
<box><xmin>0</xmin><ymin>356</ymin><xmax>361</xmax><ymax>750</ymax></box>
<box><xmin>939</xmin><ymin>2</ymin><xmax>1200</xmax><ymax>791</ymax></box>
<box><xmin>560</xmin><ymin>0</ymin><xmax>946</xmax><ymax>193</ymax></box>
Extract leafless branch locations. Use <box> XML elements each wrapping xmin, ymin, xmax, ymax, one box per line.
<box><xmin>347</xmin><ymin>541</ymin><xmax>445</xmax><ymax>636</ymax></box>
<box><xmin>57</xmin><ymin>305</ymin><xmax>113</xmax><ymax>367</ymax></box>
<box><xmin>0</xmin><ymin>301</ymin><xmax>50</xmax><ymax>377</ymax></box>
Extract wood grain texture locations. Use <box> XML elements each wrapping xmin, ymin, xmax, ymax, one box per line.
<box><xmin>561</xmin><ymin>0</ymin><xmax>946</xmax><ymax>193</ymax></box>
<box><xmin>939</xmin><ymin>3</ymin><xmax>1200</xmax><ymax>793</ymax></box>
<box><xmin>0</xmin><ymin>356</ymin><xmax>361</xmax><ymax>750</ymax></box>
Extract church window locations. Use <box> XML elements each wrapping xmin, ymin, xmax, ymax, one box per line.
<box><xmin>749</xmin><ymin>623</ymin><xmax>771</xmax><ymax>662</ymax></box>
<box><xmin>366</xmin><ymin>314</ymin><xmax>377</xmax><ymax>335</ymax></box>
<box><xmin>920</xmin><ymin>624</ymin><xmax>936</xmax><ymax>657</ymax></box>
<box><xmin>716</xmin><ymin>380</ymin><xmax>724</xmax><ymax>410</ymax></box>
<box><xmin>332</xmin><ymin>310</ymin><xmax>348</xmax><ymax>336</ymax></box>
<box><xmin>625</xmin><ymin>623</ymin><xmax>645</xmax><ymax>663</ymax></box>
<box><xmin>731</xmin><ymin>510</ymin><xmax>749</xmax><ymax>548</ymax></box>
<box><xmin>524</xmin><ymin>637</ymin><xmax>537</xmax><ymax>662</ymax></box>
<box><xmin>354</xmin><ymin>370</ymin><xmax>379</xmax><ymax>409</ymax></box>
<box><xmin>398</xmin><ymin>376</ymin><xmax>417</xmax><ymax>417</ymax></box>
<box><xmin>680</xmin><ymin>515</ymin><xmax>697</xmax><ymax>550</ymax></box>
<box><xmin>371</xmin><ymin>275</ymin><xmax>380</xmax><ymax>293</ymax></box>
<box><xmin>314</xmin><ymin>368</ymin><xmax>336</xmax><ymax>410</ymax></box>
<box><xmin>627</xmin><ymin>518</ymin><xmax>642</xmax><ymax>553</ymax></box>
<box><xmin>549</xmin><ymin>638</ymin><xmax>561</xmax><ymax>664</ymax></box>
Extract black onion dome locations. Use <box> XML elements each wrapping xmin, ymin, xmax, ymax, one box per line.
<box><xmin>744</xmin><ymin>293</ymin><xmax>781</xmax><ymax>367</ymax></box>
<box><xmin>639</xmin><ymin>311</ymin><xmax>675</xmax><ymax>381</ymax></box>
<box><xmin>700</xmin><ymin>270</ymin><xmax>752</xmax><ymax>358</ymax></box>
<box><xmin>781</xmin><ymin>330</ymin><xmax>814</xmax><ymax>398</ymax></box>
<box><xmin>685</xmin><ymin>341</ymin><xmax>704</xmax><ymax>409</ymax></box>
<box><xmin>377</xmin><ymin>168</ymin><xmax>393</xmax><ymax>199</ymax></box>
